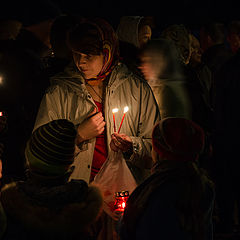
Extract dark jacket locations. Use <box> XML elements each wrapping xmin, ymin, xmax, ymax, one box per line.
<box><xmin>214</xmin><ymin>49</ymin><xmax>240</xmax><ymax>174</ymax></box>
<box><xmin>0</xmin><ymin>30</ymin><xmax>50</xmax><ymax>182</ymax></box>
<box><xmin>118</xmin><ymin>161</ymin><xmax>215</xmax><ymax>240</ymax></box>
<box><xmin>183</xmin><ymin>64</ymin><xmax>214</xmax><ymax>133</ymax></box>
<box><xmin>0</xmin><ymin>179</ymin><xmax>103</xmax><ymax>240</ymax></box>
<box><xmin>202</xmin><ymin>43</ymin><xmax>233</xmax><ymax>75</ymax></box>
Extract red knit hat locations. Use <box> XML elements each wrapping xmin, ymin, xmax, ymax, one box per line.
<box><xmin>152</xmin><ymin>117</ymin><xmax>205</xmax><ymax>162</ymax></box>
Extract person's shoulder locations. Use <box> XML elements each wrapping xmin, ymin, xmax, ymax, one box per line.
<box><xmin>113</xmin><ymin>62</ymin><xmax>147</xmax><ymax>84</ymax></box>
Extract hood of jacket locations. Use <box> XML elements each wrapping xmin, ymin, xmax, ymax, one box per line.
<box><xmin>116</xmin><ymin>16</ymin><xmax>144</xmax><ymax>48</ymax></box>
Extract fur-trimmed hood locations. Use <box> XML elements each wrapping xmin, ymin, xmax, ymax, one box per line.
<box><xmin>0</xmin><ymin>180</ymin><xmax>103</xmax><ymax>239</ymax></box>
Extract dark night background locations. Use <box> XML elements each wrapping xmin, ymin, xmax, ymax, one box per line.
<box><xmin>2</xmin><ymin>0</ymin><xmax>240</xmax><ymax>31</ymax></box>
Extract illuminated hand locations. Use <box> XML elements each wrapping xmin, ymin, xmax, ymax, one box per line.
<box><xmin>76</xmin><ymin>108</ymin><xmax>106</xmax><ymax>144</ymax></box>
<box><xmin>110</xmin><ymin>133</ymin><xmax>133</xmax><ymax>153</ymax></box>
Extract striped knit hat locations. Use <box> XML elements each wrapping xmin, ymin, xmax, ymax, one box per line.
<box><xmin>25</xmin><ymin>119</ymin><xmax>76</xmax><ymax>176</ymax></box>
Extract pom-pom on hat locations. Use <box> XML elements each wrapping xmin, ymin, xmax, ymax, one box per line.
<box><xmin>152</xmin><ymin>117</ymin><xmax>205</xmax><ymax>162</ymax></box>
<box><xmin>25</xmin><ymin>119</ymin><xmax>76</xmax><ymax>176</ymax></box>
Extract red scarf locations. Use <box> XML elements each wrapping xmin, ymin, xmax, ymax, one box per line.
<box><xmin>85</xmin><ymin>18</ymin><xmax>119</xmax><ymax>85</ymax></box>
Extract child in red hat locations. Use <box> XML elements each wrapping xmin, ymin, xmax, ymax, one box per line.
<box><xmin>119</xmin><ymin>117</ymin><xmax>215</xmax><ymax>240</ymax></box>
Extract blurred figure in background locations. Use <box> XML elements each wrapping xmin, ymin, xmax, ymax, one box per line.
<box><xmin>189</xmin><ymin>33</ymin><xmax>213</xmax><ymax>118</ymax></box>
<box><xmin>212</xmin><ymin>20</ymin><xmax>240</xmax><ymax>239</ymax></box>
<box><xmin>0</xmin><ymin>0</ymin><xmax>61</xmax><ymax>184</ymax></box>
<box><xmin>138</xmin><ymin>38</ymin><xmax>192</xmax><ymax>119</ymax></box>
<box><xmin>227</xmin><ymin>20</ymin><xmax>240</xmax><ymax>54</ymax></box>
<box><xmin>160</xmin><ymin>24</ymin><xmax>214</xmax><ymax>133</ymax></box>
<box><xmin>200</xmin><ymin>22</ymin><xmax>233</xmax><ymax>108</ymax></box>
<box><xmin>46</xmin><ymin>14</ymin><xmax>82</xmax><ymax>78</ymax></box>
<box><xmin>160</xmin><ymin>24</ymin><xmax>214</xmax><ymax>176</ymax></box>
<box><xmin>0</xmin><ymin>19</ymin><xmax>22</xmax><ymax>41</ymax></box>
<box><xmin>116</xmin><ymin>16</ymin><xmax>154</xmax><ymax>76</ymax></box>
<box><xmin>200</xmin><ymin>22</ymin><xmax>233</xmax><ymax>74</ymax></box>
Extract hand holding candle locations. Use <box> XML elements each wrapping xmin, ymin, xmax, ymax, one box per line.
<box><xmin>118</xmin><ymin>106</ymin><xmax>129</xmax><ymax>133</ymax></box>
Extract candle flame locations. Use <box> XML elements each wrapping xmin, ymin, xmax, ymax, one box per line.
<box><xmin>0</xmin><ymin>112</ymin><xmax>2</xmax><ymax>117</ymax></box>
<box><xmin>124</xmin><ymin>106</ymin><xmax>129</xmax><ymax>113</ymax></box>
<box><xmin>112</xmin><ymin>108</ymin><xmax>119</xmax><ymax>113</ymax></box>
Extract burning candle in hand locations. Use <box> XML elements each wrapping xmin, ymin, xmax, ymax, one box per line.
<box><xmin>112</xmin><ymin>108</ymin><xmax>119</xmax><ymax>132</ymax></box>
<box><xmin>118</xmin><ymin>106</ymin><xmax>129</xmax><ymax>134</ymax></box>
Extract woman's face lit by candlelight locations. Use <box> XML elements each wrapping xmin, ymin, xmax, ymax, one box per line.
<box><xmin>73</xmin><ymin>52</ymin><xmax>104</xmax><ymax>80</ymax></box>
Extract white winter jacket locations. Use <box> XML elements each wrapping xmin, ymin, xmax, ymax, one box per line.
<box><xmin>33</xmin><ymin>62</ymin><xmax>160</xmax><ymax>183</ymax></box>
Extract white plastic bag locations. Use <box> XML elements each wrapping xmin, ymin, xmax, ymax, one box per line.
<box><xmin>92</xmin><ymin>150</ymin><xmax>137</xmax><ymax>217</ymax></box>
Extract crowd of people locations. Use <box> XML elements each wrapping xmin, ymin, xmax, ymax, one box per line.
<box><xmin>0</xmin><ymin>1</ymin><xmax>240</xmax><ymax>239</ymax></box>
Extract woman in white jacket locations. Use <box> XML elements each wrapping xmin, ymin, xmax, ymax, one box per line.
<box><xmin>33</xmin><ymin>17</ymin><xmax>160</xmax><ymax>186</ymax></box>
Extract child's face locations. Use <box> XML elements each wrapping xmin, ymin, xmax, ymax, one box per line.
<box><xmin>73</xmin><ymin>52</ymin><xmax>104</xmax><ymax>80</ymax></box>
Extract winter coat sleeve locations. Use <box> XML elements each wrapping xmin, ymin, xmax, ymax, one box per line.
<box><xmin>127</xmin><ymin>81</ymin><xmax>160</xmax><ymax>183</ymax></box>
<box><xmin>33</xmin><ymin>85</ymin><xmax>92</xmax><ymax>152</ymax></box>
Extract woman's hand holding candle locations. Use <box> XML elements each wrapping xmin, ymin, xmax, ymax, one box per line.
<box><xmin>110</xmin><ymin>133</ymin><xmax>133</xmax><ymax>153</ymax></box>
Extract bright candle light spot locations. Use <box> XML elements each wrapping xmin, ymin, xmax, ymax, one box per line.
<box><xmin>124</xmin><ymin>106</ymin><xmax>129</xmax><ymax>113</ymax></box>
<box><xmin>112</xmin><ymin>108</ymin><xmax>119</xmax><ymax>113</ymax></box>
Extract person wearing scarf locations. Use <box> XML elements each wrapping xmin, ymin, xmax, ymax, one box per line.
<box><xmin>33</xmin><ymin>17</ymin><xmax>160</xmax><ymax>240</ymax></box>
<box><xmin>118</xmin><ymin>117</ymin><xmax>215</xmax><ymax>240</ymax></box>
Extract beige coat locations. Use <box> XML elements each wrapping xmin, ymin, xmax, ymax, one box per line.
<box><xmin>33</xmin><ymin>62</ymin><xmax>160</xmax><ymax>184</ymax></box>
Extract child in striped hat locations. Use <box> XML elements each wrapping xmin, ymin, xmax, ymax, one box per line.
<box><xmin>0</xmin><ymin>119</ymin><xmax>103</xmax><ymax>240</ymax></box>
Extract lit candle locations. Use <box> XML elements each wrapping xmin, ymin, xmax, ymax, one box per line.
<box><xmin>114</xmin><ymin>191</ymin><xmax>129</xmax><ymax>212</ymax></box>
<box><xmin>118</xmin><ymin>106</ymin><xmax>129</xmax><ymax>134</ymax></box>
<box><xmin>0</xmin><ymin>112</ymin><xmax>2</xmax><ymax>117</ymax></box>
<box><xmin>112</xmin><ymin>108</ymin><xmax>119</xmax><ymax>132</ymax></box>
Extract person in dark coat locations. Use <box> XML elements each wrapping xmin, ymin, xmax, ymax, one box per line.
<box><xmin>213</xmin><ymin>21</ymin><xmax>240</xmax><ymax>238</ymax></box>
<box><xmin>0</xmin><ymin>119</ymin><xmax>103</xmax><ymax>240</ymax></box>
<box><xmin>0</xmin><ymin>0</ymin><xmax>61</xmax><ymax>184</ymax></box>
<box><xmin>46</xmin><ymin>14</ymin><xmax>83</xmax><ymax>78</ymax></box>
<box><xmin>200</xmin><ymin>22</ymin><xmax>233</xmax><ymax>108</ymax></box>
<box><xmin>160</xmin><ymin>25</ymin><xmax>214</xmax><ymax>175</ymax></box>
<box><xmin>160</xmin><ymin>24</ymin><xmax>214</xmax><ymax>134</ymax></box>
<box><xmin>118</xmin><ymin>117</ymin><xmax>215</xmax><ymax>240</ymax></box>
